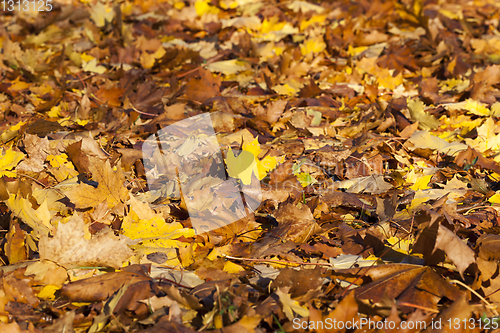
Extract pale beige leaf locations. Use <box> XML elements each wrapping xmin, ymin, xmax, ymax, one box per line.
<box><xmin>39</xmin><ymin>214</ymin><xmax>134</xmax><ymax>269</ymax></box>
<box><xmin>17</xmin><ymin>134</ymin><xmax>49</xmax><ymax>173</ymax></box>
<box><xmin>128</xmin><ymin>194</ymin><xmax>158</xmax><ymax>220</ymax></box>
<box><xmin>434</xmin><ymin>225</ymin><xmax>475</xmax><ymax>276</ymax></box>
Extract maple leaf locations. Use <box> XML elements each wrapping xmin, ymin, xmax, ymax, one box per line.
<box><xmin>89</xmin><ymin>1</ymin><xmax>115</xmax><ymax>28</ymax></box>
<box><xmin>122</xmin><ymin>211</ymin><xmax>195</xmax><ymax>249</ymax></box>
<box><xmin>5</xmin><ymin>194</ymin><xmax>51</xmax><ymax>238</ymax></box>
<box><xmin>225</xmin><ymin>137</ymin><xmax>284</xmax><ymax>184</ymax></box>
<box><xmin>0</xmin><ymin>147</ymin><xmax>24</xmax><ymax>177</ymax></box>
<box><xmin>433</xmin><ymin>224</ymin><xmax>475</xmax><ymax>276</ymax></box>
<box><xmin>64</xmin><ymin>159</ymin><xmax>129</xmax><ymax>209</ymax></box>
<box><xmin>39</xmin><ymin>214</ymin><xmax>133</xmax><ymax>269</ymax></box>
<box><xmin>407</xmin><ymin>98</ymin><xmax>440</xmax><ymax>130</ymax></box>
<box><xmin>275</xmin><ymin>287</ymin><xmax>309</xmax><ymax>321</ymax></box>
<box><xmin>121</xmin><ymin>203</ymin><xmax>195</xmax><ymax>255</ymax></box>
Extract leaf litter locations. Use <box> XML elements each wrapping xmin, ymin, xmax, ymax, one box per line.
<box><xmin>2</xmin><ymin>0</ymin><xmax>500</xmax><ymax>331</ymax></box>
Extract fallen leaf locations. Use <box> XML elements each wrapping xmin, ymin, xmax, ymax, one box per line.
<box><xmin>39</xmin><ymin>214</ymin><xmax>134</xmax><ymax>269</ymax></box>
<box><xmin>64</xmin><ymin>159</ymin><xmax>129</xmax><ymax>209</ymax></box>
<box><xmin>434</xmin><ymin>224</ymin><xmax>475</xmax><ymax>276</ymax></box>
<box><xmin>275</xmin><ymin>287</ymin><xmax>309</xmax><ymax>321</ymax></box>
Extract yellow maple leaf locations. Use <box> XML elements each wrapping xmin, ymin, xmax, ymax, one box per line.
<box><xmin>463</xmin><ymin>99</ymin><xmax>490</xmax><ymax>116</ymax></box>
<box><xmin>82</xmin><ymin>58</ymin><xmax>106</xmax><ymax>74</ymax></box>
<box><xmin>242</xmin><ymin>137</ymin><xmax>261</xmax><ymax>158</ymax></box>
<box><xmin>89</xmin><ymin>2</ymin><xmax>114</xmax><ymax>28</ymax></box>
<box><xmin>260</xmin><ymin>16</ymin><xmax>287</xmax><ymax>34</ymax></box>
<box><xmin>223</xmin><ymin>261</ymin><xmax>245</xmax><ymax>273</ymax></box>
<box><xmin>387</xmin><ymin>236</ymin><xmax>413</xmax><ymax>254</ymax></box>
<box><xmin>80</xmin><ymin>53</ymin><xmax>94</xmax><ymax>62</ymax></box>
<box><xmin>140</xmin><ymin>46</ymin><xmax>167</xmax><ymax>69</ymax></box>
<box><xmin>37</xmin><ymin>285</ymin><xmax>59</xmax><ymax>301</ymax></box>
<box><xmin>5</xmin><ymin>194</ymin><xmax>50</xmax><ymax>238</ymax></box>
<box><xmin>47</xmin><ymin>154</ymin><xmax>79</xmax><ymax>181</ymax></box>
<box><xmin>8</xmin><ymin>77</ymin><xmax>30</xmax><ymax>91</ymax></box>
<box><xmin>466</xmin><ymin>117</ymin><xmax>500</xmax><ymax>152</ymax></box>
<box><xmin>276</xmin><ymin>288</ymin><xmax>309</xmax><ymax>320</ymax></box>
<box><xmin>64</xmin><ymin>159</ymin><xmax>129</xmax><ymax>209</ymax></box>
<box><xmin>0</xmin><ymin>147</ymin><xmax>24</xmax><ymax>177</ymax></box>
<box><xmin>121</xmin><ymin>211</ymin><xmax>195</xmax><ymax>250</ymax></box>
<box><xmin>489</xmin><ymin>192</ymin><xmax>500</xmax><ymax>204</ymax></box>
<box><xmin>409</xmin><ymin>174</ymin><xmax>432</xmax><ymax>191</ymax></box>
<box><xmin>407</xmin><ymin>98</ymin><xmax>440</xmax><ymax>130</ymax></box>
<box><xmin>273</xmin><ymin>83</ymin><xmax>299</xmax><ymax>95</ymax></box>
<box><xmin>377</xmin><ymin>69</ymin><xmax>403</xmax><ymax>90</ymax></box>
<box><xmin>195</xmin><ymin>0</ymin><xmax>220</xmax><ymax>16</ymax></box>
<box><xmin>300</xmin><ymin>14</ymin><xmax>327</xmax><ymax>31</ymax></box>
<box><xmin>256</xmin><ymin>155</ymin><xmax>282</xmax><ymax>180</ymax></box>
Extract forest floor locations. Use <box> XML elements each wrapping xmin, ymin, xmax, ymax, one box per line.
<box><xmin>2</xmin><ymin>0</ymin><xmax>500</xmax><ymax>332</ymax></box>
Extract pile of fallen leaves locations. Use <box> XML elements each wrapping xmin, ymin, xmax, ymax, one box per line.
<box><xmin>2</xmin><ymin>0</ymin><xmax>500</xmax><ymax>331</ymax></box>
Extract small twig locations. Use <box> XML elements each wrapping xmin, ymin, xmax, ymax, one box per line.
<box><xmin>156</xmin><ymin>276</ymin><xmax>193</xmax><ymax>290</ymax></box>
<box><xmin>223</xmin><ymin>255</ymin><xmax>331</xmax><ymax>267</ymax></box>
<box><xmin>449</xmin><ymin>279</ymin><xmax>499</xmax><ymax>316</ymax></box>
<box><xmin>398</xmin><ymin>302</ymin><xmax>440</xmax><ymax>314</ymax></box>
<box><xmin>130</xmin><ymin>104</ymin><xmax>157</xmax><ymax>117</ymax></box>
<box><xmin>456</xmin><ymin>203</ymin><xmax>489</xmax><ymax>214</ymax></box>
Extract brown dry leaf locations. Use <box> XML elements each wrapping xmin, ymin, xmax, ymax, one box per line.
<box><xmin>275</xmin><ymin>287</ymin><xmax>309</xmax><ymax>321</ymax></box>
<box><xmin>5</xmin><ymin>222</ymin><xmax>27</xmax><ymax>265</ymax></box>
<box><xmin>262</xmin><ymin>100</ymin><xmax>287</xmax><ymax>125</ymax></box>
<box><xmin>42</xmin><ymin>311</ymin><xmax>75</xmax><ymax>333</ymax></box>
<box><xmin>434</xmin><ymin>225</ymin><xmax>475</xmax><ymax>276</ymax></box>
<box><xmin>3</xmin><ymin>269</ymin><xmax>39</xmax><ymax>308</ymax></box>
<box><xmin>66</xmin><ymin>140</ymin><xmax>91</xmax><ymax>174</ymax></box>
<box><xmin>140</xmin><ymin>316</ymin><xmax>197</xmax><ymax>333</ymax></box>
<box><xmin>454</xmin><ymin>146</ymin><xmax>500</xmax><ymax>174</ymax></box>
<box><xmin>64</xmin><ymin>159</ymin><xmax>129</xmax><ymax>209</ymax></box>
<box><xmin>94</xmin><ymin>87</ymin><xmax>124</xmax><ymax>107</ymax></box>
<box><xmin>270</xmin><ymin>267</ymin><xmax>323</xmax><ymax>298</ymax></box>
<box><xmin>476</xmin><ymin>257</ymin><xmax>498</xmax><ymax>282</ymax></box>
<box><xmin>164</xmin><ymin>103</ymin><xmax>187</xmax><ymax>120</ymax></box>
<box><xmin>333</xmin><ymin>264</ymin><xmax>461</xmax><ymax>313</ymax></box>
<box><xmin>0</xmin><ymin>322</ymin><xmax>22</xmax><ymax>333</ymax></box>
<box><xmin>321</xmin><ymin>191</ymin><xmax>375</xmax><ymax>209</ymax></box>
<box><xmin>323</xmin><ymin>292</ymin><xmax>359</xmax><ymax>333</ymax></box>
<box><xmin>274</xmin><ymin>203</ymin><xmax>321</xmax><ymax>243</ymax></box>
<box><xmin>24</xmin><ymin>260</ymin><xmax>68</xmax><ymax>287</ymax></box>
<box><xmin>39</xmin><ymin>214</ymin><xmax>133</xmax><ymax>269</ymax></box>
<box><xmin>471</xmin><ymin>65</ymin><xmax>500</xmax><ymax>102</ymax></box>
<box><xmin>184</xmin><ymin>68</ymin><xmax>221</xmax><ymax>103</ymax></box>
<box><xmin>61</xmin><ymin>270</ymin><xmax>151</xmax><ymax>302</ymax></box>
<box><xmin>211</xmin><ymin>314</ymin><xmax>262</xmax><ymax>333</ymax></box>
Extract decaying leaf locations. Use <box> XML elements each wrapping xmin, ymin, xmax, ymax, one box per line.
<box><xmin>39</xmin><ymin>214</ymin><xmax>133</xmax><ymax>269</ymax></box>
<box><xmin>274</xmin><ymin>203</ymin><xmax>321</xmax><ymax>243</ymax></box>
<box><xmin>434</xmin><ymin>224</ymin><xmax>475</xmax><ymax>276</ymax></box>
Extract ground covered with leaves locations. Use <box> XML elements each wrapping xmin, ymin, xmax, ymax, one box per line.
<box><xmin>3</xmin><ymin>0</ymin><xmax>500</xmax><ymax>331</ymax></box>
